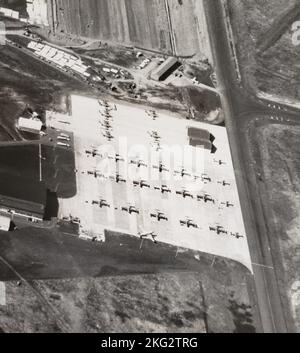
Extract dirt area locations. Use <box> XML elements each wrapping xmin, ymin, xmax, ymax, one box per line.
<box><xmin>183</xmin><ymin>86</ymin><xmax>222</xmax><ymax>122</ymax></box>
<box><xmin>184</xmin><ymin>61</ymin><xmax>214</xmax><ymax>87</ymax></box>
<box><xmin>74</xmin><ymin>45</ymin><xmax>142</xmax><ymax>69</ymax></box>
<box><xmin>0</xmin><ymin>260</ymin><xmax>258</xmax><ymax>333</ymax></box>
<box><xmin>249</xmin><ymin>122</ymin><xmax>300</xmax><ymax>331</ymax></box>
<box><xmin>255</xmin><ymin>30</ymin><xmax>300</xmax><ymax>100</ymax></box>
<box><xmin>228</xmin><ymin>0</ymin><xmax>300</xmax><ymax>102</ymax></box>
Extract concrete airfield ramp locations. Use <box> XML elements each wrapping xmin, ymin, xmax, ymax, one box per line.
<box><xmin>47</xmin><ymin>95</ymin><xmax>252</xmax><ymax>272</ymax></box>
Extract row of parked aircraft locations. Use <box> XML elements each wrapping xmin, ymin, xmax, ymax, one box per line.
<box><xmin>85</xmin><ymin>161</ymin><xmax>231</xmax><ymax>191</ymax></box>
<box><xmin>88</xmin><ymin>199</ymin><xmax>243</xmax><ymax>239</ymax></box>
<box><xmin>145</xmin><ymin>110</ymin><xmax>158</xmax><ymax>120</ymax></box>
<box><xmin>139</xmin><ymin>222</ymin><xmax>244</xmax><ymax>239</ymax></box>
<box><xmin>84</xmin><ymin>154</ymin><xmax>214</xmax><ymax>179</ymax></box>
<box><xmin>209</xmin><ymin>224</ymin><xmax>244</xmax><ymax>239</ymax></box>
<box><xmin>90</xmin><ymin>201</ymin><xmax>169</xmax><ymax>221</ymax></box>
<box><xmin>98</xmin><ymin>99</ymin><xmax>117</xmax><ymax>111</ymax></box>
<box><xmin>98</xmin><ymin>100</ymin><xmax>115</xmax><ymax>141</ymax></box>
<box><xmin>84</xmin><ymin>168</ymin><xmax>233</xmax><ymax>206</ymax></box>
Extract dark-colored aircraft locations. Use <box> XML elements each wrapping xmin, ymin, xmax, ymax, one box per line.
<box><xmin>231</xmin><ymin>232</ymin><xmax>244</xmax><ymax>239</ymax></box>
<box><xmin>122</xmin><ymin>205</ymin><xmax>139</xmax><ymax>215</ymax></box>
<box><xmin>209</xmin><ymin>225</ymin><xmax>228</xmax><ymax>235</ymax></box>
<box><xmin>197</xmin><ymin>194</ymin><xmax>215</xmax><ymax>204</ymax></box>
<box><xmin>176</xmin><ymin>189</ymin><xmax>194</xmax><ymax>199</ymax></box>
<box><xmin>150</xmin><ymin>210</ymin><xmax>168</xmax><ymax>221</ymax></box>
<box><xmin>180</xmin><ymin>218</ymin><xmax>198</xmax><ymax>229</ymax></box>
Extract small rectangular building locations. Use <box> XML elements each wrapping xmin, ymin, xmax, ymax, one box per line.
<box><xmin>0</xmin><ymin>7</ymin><xmax>19</xmax><ymax>19</ymax></box>
<box><xmin>0</xmin><ymin>282</ymin><xmax>5</xmax><ymax>306</ymax></box>
<box><xmin>188</xmin><ymin>127</ymin><xmax>213</xmax><ymax>152</ymax></box>
<box><xmin>0</xmin><ymin>214</ymin><xmax>11</xmax><ymax>232</ymax></box>
<box><xmin>18</xmin><ymin>117</ymin><xmax>43</xmax><ymax>134</ymax></box>
<box><xmin>28</xmin><ymin>41</ymin><xmax>38</xmax><ymax>50</ymax></box>
<box><xmin>151</xmin><ymin>57</ymin><xmax>181</xmax><ymax>81</ymax></box>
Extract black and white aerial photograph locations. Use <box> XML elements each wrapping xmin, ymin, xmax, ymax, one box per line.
<box><xmin>0</xmin><ymin>0</ymin><xmax>299</xmax><ymax>337</ymax></box>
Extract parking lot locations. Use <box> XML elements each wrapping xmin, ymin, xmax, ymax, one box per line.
<box><xmin>46</xmin><ymin>95</ymin><xmax>252</xmax><ymax>271</ymax></box>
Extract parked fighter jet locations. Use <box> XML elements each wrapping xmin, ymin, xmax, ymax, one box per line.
<box><xmin>161</xmin><ymin>185</ymin><xmax>172</xmax><ymax>194</ymax></box>
<box><xmin>153</xmin><ymin>162</ymin><xmax>169</xmax><ymax>173</ymax></box>
<box><xmin>180</xmin><ymin>218</ymin><xmax>199</xmax><ymax>229</ymax></box>
<box><xmin>87</xmin><ymin>169</ymin><xmax>106</xmax><ymax>179</ymax></box>
<box><xmin>176</xmin><ymin>189</ymin><xmax>194</xmax><ymax>199</ymax></box>
<box><xmin>115</xmin><ymin>174</ymin><xmax>126</xmax><ymax>183</ymax></box>
<box><xmin>150</xmin><ymin>210</ymin><xmax>168</xmax><ymax>221</ymax></box>
<box><xmin>98</xmin><ymin>99</ymin><xmax>110</xmax><ymax>108</ymax></box>
<box><xmin>218</xmin><ymin>180</ymin><xmax>231</xmax><ymax>186</ymax></box>
<box><xmin>86</xmin><ymin>148</ymin><xmax>102</xmax><ymax>158</ymax></box>
<box><xmin>121</xmin><ymin>205</ymin><xmax>139</xmax><ymax>215</ymax></box>
<box><xmin>146</xmin><ymin>110</ymin><xmax>158</xmax><ymax>120</ymax></box>
<box><xmin>100</xmin><ymin>110</ymin><xmax>113</xmax><ymax>118</ymax></box>
<box><xmin>197</xmin><ymin>194</ymin><xmax>215</xmax><ymax>204</ymax></box>
<box><xmin>100</xmin><ymin>121</ymin><xmax>112</xmax><ymax>129</ymax></box>
<box><xmin>130</xmin><ymin>159</ymin><xmax>148</xmax><ymax>168</ymax></box>
<box><xmin>148</xmin><ymin>130</ymin><xmax>161</xmax><ymax>140</ymax></box>
<box><xmin>231</xmin><ymin>232</ymin><xmax>244</xmax><ymax>239</ymax></box>
<box><xmin>133</xmin><ymin>180</ymin><xmax>151</xmax><ymax>188</ymax></box>
<box><xmin>102</xmin><ymin>131</ymin><xmax>114</xmax><ymax>141</ymax></box>
<box><xmin>221</xmin><ymin>201</ymin><xmax>234</xmax><ymax>208</ymax></box>
<box><xmin>214</xmin><ymin>159</ymin><xmax>226</xmax><ymax>165</ymax></box>
<box><xmin>174</xmin><ymin>168</ymin><xmax>192</xmax><ymax>178</ymax></box>
<box><xmin>108</xmin><ymin>153</ymin><xmax>125</xmax><ymax>163</ymax></box>
<box><xmin>209</xmin><ymin>225</ymin><xmax>228</xmax><ymax>235</ymax></box>
<box><xmin>139</xmin><ymin>231</ymin><xmax>158</xmax><ymax>243</ymax></box>
<box><xmin>93</xmin><ymin>199</ymin><xmax>110</xmax><ymax>208</ymax></box>
<box><xmin>201</xmin><ymin>173</ymin><xmax>212</xmax><ymax>183</ymax></box>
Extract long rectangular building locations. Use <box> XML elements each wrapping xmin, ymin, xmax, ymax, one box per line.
<box><xmin>151</xmin><ymin>57</ymin><xmax>180</xmax><ymax>81</ymax></box>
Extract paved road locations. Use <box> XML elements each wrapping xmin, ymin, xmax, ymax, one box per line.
<box><xmin>204</xmin><ymin>0</ymin><xmax>299</xmax><ymax>333</ymax></box>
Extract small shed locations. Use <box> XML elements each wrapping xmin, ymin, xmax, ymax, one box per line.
<box><xmin>17</xmin><ymin>117</ymin><xmax>43</xmax><ymax>134</ymax></box>
<box><xmin>0</xmin><ymin>214</ymin><xmax>11</xmax><ymax>232</ymax></box>
<box><xmin>188</xmin><ymin>127</ymin><xmax>213</xmax><ymax>152</ymax></box>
